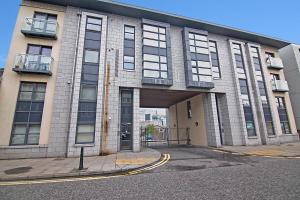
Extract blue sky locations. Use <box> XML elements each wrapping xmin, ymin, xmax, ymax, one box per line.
<box><xmin>1</xmin><ymin>0</ymin><xmax>300</xmax><ymax>68</ymax></box>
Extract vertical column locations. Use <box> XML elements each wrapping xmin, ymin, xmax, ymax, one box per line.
<box><xmin>203</xmin><ymin>93</ymin><xmax>221</xmax><ymax>147</ymax></box>
<box><xmin>228</xmin><ymin>40</ymin><xmax>261</xmax><ymax>145</ymax></box>
<box><xmin>47</xmin><ymin>7</ymin><xmax>80</xmax><ymax>157</ymax></box>
<box><xmin>133</xmin><ymin>88</ymin><xmax>140</xmax><ymax>152</ymax></box>
<box><xmin>67</xmin><ymin>12</ymin><xmax>107</xmax><ymax>157</ymax></box>
<box><xmin>246</xmin><ymin>43</ymin><xmax>279</xmax><ymax>145</ymax></box>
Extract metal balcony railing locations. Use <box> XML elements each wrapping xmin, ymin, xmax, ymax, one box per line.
<box><xmin>21</xmin><ymin>17</ymin><xmax>58</xmax><ymax>39</ymax></box>
<box><xmin>266</xmin><ymin>57</ymin><xmax>284</xmax><ymax>69</ymax></box>
<box><xmin>12</xmin><ymin>54</ymin><xmax>53</xmax><ymax>75</ymax></box>
<box><xmin>272</xmin><ymin>80</ymin><xmax>289</xmax><ymax>92</ymax></box>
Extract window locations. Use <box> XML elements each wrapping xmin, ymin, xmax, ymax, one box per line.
<box><xmin>34</xmin><ymin>12</ymin><xmax>57</xmax><ymax>21</ymax></box>
<box><xmin>84</xmin><ymin>50</ymin><xmax>99</xmax><ymax>63</ymax></box>
<box><xmin>265</xmin><ymin>52</ymin><xmax>275</xmax><ymax>59</ymax></box>
<box><xmin>76</xmin><ymin>16</ymin><xmax>102</xmax><ymax>144</ymax></box>
<box><xmin>27</xmin><ymin>44</ymin><xmax>52</xmax><ymax>56</ymax></box>
<box><xmin>25</xmin><ymin>44</ymin><xmax>52</xmax><ymax>71</ymax></box>
<box><xmin>187</xmin><ymin>101</ymin><xmax>192</xmax><ymax>119</ymax></box>
<box><xmin>239</xmin><ymin>79</ymin><xmax>256</xmax><ymax>137</ymax></box>
<box><xmin>271</xmin><ymin>74</ymin><xmax>280</xmax><ymax>81</ymax></box>
<box><xmin>271</xmin><ymin>73</ymin><xmax>280</xmax><ymax>87</ymax></box>
<box><xmin>251</xmin><ymin>46</ymin><xmax>275</xmax><ymax>135</ymax></box>
<box><xmin>32</xmin><ymin>12</ymin><xmax>57</xmax><ymax>33</ymax></box>
<box><xmin>239</xmin><ymin>79</ymin><xmax>249</xmax><ymax>95</ymax></box>
<box><xmin>143</xmin><ymin>24</ymin><xmax>168</xmax><ymax>79</ymax></box>
<box><xmin>209</xmin><ymin>41</ymin><xmax>221</xmax><ymax>79</ymax></box>
<box><xmin>86</xmin><ymin>17</ymin><xmax>102</xmax><ymax>31</ymax></box>
<box><xmin>275</xmin><ymin>97</ymin><xmax>290</xmax><ymax>134</ymax></box>
<box><xmin>10</xmin><ymin>82</ymin><xmax>46</xmax><ymax>145</ymax></box>
<box><xmin>123</xmin><ymin>25</ymin><xmax>135</xmax><ymax>70</ymax></box>
<box><xmin>189</xmin><ymin>32</ymin><xmax>212</xmax><ymax>82</ymax></box>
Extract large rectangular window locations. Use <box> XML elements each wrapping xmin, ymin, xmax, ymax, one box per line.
<box><xmin>250</xmin><ymin>46</ymin><xmax>275</xmax><ymax>135</ymax></box>
<box><xmin>10</xmin><ymin>82</ymin><xmax>46</xmax><ymax>145</ymax></box>
<box><xmin>123</xmin><ymin>25</ymin><xmax>135</xmax><ymax>70</ymax></box>
<box><xmin>209</xmin><ymin>41</ymin><xmax>221</xmax><ymax>79</ymax></box>
<box><xmin>76</xmin><ymin>16</ymin><xmax>102</xmax><ymax>144</ymax></box>
<box><xmin>275</xmin><ymin>97</ymin><xmax>290</xmax><ymax>134</ymax></box>
<box><xmin>189</xmin><ymin>33</ymin><xmax>212</xmax><ymax>82</ymax></box>
<box><xmin>143</xmin><ymin>24</ymin><xmax>168</xmax><ymax>79</ymax></box>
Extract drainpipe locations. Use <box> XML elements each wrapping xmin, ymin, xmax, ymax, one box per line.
<box><xmin>65</xmin><ymin>12</ymin><xmax>82</xmax><ymax>157</ymax></box>
<box><xmin>101</xmin><ymin>62</ymin><xmax>110</xmax><ymax>155</ymax></box>
<box><xmin>99</xmin><ymin>17</ymin><xmax>109</xmax><ymax>155</ymax></box>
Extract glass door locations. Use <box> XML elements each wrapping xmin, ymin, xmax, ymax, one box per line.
<box><xmin>120</xmin><ymin>89</ymin><xmax>133</xmax><ymax>150</ymax></box>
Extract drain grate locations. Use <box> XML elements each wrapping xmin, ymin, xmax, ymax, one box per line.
<box><xmin>4</xmin><ymin>167</ymin><xmax>32</xmax><ymax>175</ymax></box>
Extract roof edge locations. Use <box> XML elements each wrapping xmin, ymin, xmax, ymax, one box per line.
<box><xmin>30</xmin><ymin>0</ymin><xmax>291</xmax><ymax>48</ymax></box>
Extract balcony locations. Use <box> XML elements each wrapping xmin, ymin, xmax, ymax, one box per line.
<box><xmin>12</xmin><ymin>54</ymin><xmax>53</xmax><ymax>75</ymax></box>
<box><xmin>272</xmin><ymin>80</ymin><xmax>289</xmax><ymax>92</ymax></box>
<box><xmin>266</xmin><ymin>57</ymin><xmax>283</xmax><ymax>69</ymax></box>
<box><xmin>21</xmin><ymin>17</ymin><xmax>58</xmax><ymax>39</ymax></box>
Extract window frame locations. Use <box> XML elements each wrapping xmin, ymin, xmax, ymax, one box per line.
<box><xmin>275</xmin><ymin>97</ymin><xmax>291</xmax><ymax>134</ymax></box>
<box><xmin>188</xmin><ymin>32</ymin><xmax>212</xmax><ymax>82</ymax></box>
<box><xmin>75</xmin><ymin>16</ymin><xmax>102</xmax><ymax>144</ymax></box>
<box><xmin>123</xmin><ymin>25</ymin><xmax>135</xmax><ymax>70</ymax></box>
<box><xmin>209</xmin><ymin>40</ymin><xmax>221</xmax><ymax>79</ymax></box>
<box><xmin>33</xmin><ymin>12</ymin><xmax>57</xmax><ymax>21</ymax></box>
<box><xmin>10</xmin><ymin>82</ymin><xmax>46</xmax><ymax>146</ymax></box>
<box><xmin>142</xmin><ymin>23</ymin><xmax>168</xmax><ymax>79</ymax></box>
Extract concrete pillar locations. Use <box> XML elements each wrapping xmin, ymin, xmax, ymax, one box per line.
<box><xmin>203</xmin><ymin>93</ymin><xmax>222</xmax><ymax>147</ymax></box>
<box><xmin>133</xmin><ymin>88</ymin><xmax>141</xmax><ymax>152</ymax></box>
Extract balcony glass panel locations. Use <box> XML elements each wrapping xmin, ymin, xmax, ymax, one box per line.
<box><xmin>21</xmin><ymin>17</ymin><xmax>58</xmax><ymax>38</ymax></box>
<box><xmin>266</xmin><ymin>57</ymin><xmax>283</xmax><ymax>69</ymax></box>
<box><xmin>13</xmin><ymin>54</ymin><xmax>53</xmax><ymax>75</ymax></box>
<box><xmin>272</xmin><ymin>80</ymin><xmax>289</xmax><ymax>92</ymax></box>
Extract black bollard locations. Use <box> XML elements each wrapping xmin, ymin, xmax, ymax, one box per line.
<box><xmin>79</xmin><ymin>147</ymin><xmax>84</xmax><ymax>170</ymax></box>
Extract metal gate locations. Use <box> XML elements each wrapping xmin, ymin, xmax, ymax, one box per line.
<box><xmin>141</xmin><ymin>127</ymin><xmax>190</xmax><ymax>147</ymax></box>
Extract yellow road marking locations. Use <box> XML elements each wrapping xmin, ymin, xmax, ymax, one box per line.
<box><xmin>0</xmin><ymin>154</ymin><xmax>170</xmax><ymax>186</ymax></box>
<box><xmin>116</xmin><ymin>157</ymin><xmax>157</xmax><ymax>165</ymax></box>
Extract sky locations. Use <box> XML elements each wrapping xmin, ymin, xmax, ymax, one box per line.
<box><xmin>0</xmin><ymin>0</ymin><xmax>300</xmax><ymax>68</ymax></box>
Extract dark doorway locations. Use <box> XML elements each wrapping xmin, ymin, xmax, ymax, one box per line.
<box><xmin>120</xmin><ymin>89</ymin><xmax>133</xmax><ymax>150</ymax></box>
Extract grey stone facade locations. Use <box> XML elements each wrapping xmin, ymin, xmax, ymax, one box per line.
<box><xmin>1</xmin><ymin>0</ymin><xmax>299</xmax><ymax>159</ymax></box>
<box><xmin>47</xmin><ymin>6</ymin><xmax>297</xmax><ymax>156</ymax></box>
<box><xmin>47</xmin><ymin>6</ymin><xmax>80</xmax><ymax>157</ymax></box>
<box><xmin>279</xmin><ymin>44</ymin><xmax>300</xmax><ymax>132</ymax></box>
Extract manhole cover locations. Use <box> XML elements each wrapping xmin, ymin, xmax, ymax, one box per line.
<box><xmin>4</xmin><ymin>167</ymin><xmax>32</xmax><ymax>175</ymax></box>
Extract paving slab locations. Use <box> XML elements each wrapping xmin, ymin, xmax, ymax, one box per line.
<box><xmin>0</xmin><ymin>148</ymin><xmax>161</xmax><ymax>181</ymax></box>
<box><xmin>219</xmin><ymin>142</ymin><xmax>300</xmax><ymax>157</ymax></box>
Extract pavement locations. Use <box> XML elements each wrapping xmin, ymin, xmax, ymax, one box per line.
<box><xmin>0</xmin><ymin>148</ymin><xmax>161</xmax><ymax>181</ymax></box>
<box><xmin>218</xmin><ymin>142</ymin><xmax>300</xmax><ymax>158</ymax></box>
<box><xmin>1</xmin><ymin>146</ymin><xmax>300</xmax><ymax>200</ymax></box>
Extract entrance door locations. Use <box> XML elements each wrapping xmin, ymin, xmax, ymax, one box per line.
<box><xmin>215</xmin><ymin>95</ymin><xmax>224</xmax><ymax>145</ymax></box>
<box><xmin>120</xmin><ymin>89</ymin><xmax>133</xmax><ymax>150</ymax></box>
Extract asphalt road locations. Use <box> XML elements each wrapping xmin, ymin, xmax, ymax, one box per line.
<box><xmin>1</xmin><ymin>146</ymin><xmax>300</xmax><ymax>200</ymax></box>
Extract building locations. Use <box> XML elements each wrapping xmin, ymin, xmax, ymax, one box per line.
<box><xmin>140</xmin><ymin>108</ymin><xmax>167</xmax><ymax>128</ymax></box>
<box><xmin>0</xmin><ymin>0</ymin><xmax>298</xmax><ymax>159</ymax></box>
<box><xmin>279</xmin><ymin>44</ymin><xmax>300</xmax><ymax>133</ymax></box>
